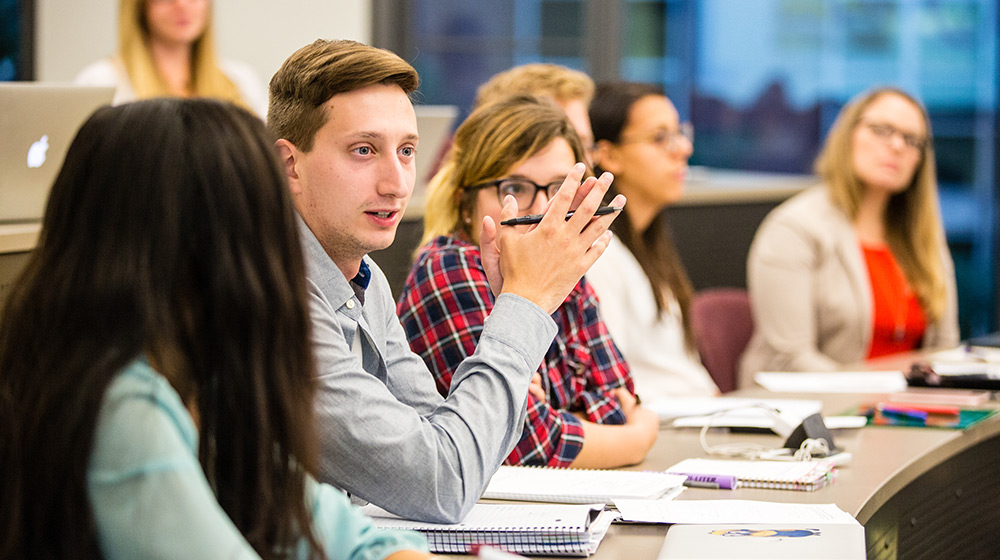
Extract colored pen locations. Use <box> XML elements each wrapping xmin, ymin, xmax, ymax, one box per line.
<box><xmin>877</xmin><ymin>404</ymin><xmax>928</xmax><ymax>421</ymax></box>
<box><xmin>500</xmin><ymin>205</ymin><xmax>622</xmax><ymax>226</ymax></box>
<box><xmin>671</xmin><ymin>472</ymin><xmax>738</xmax><ymax>490</ymax></box>
<box><xmin>881</xmin><ymin>402</ymin><xmax>959</xmax><ymax>415</ymax></box>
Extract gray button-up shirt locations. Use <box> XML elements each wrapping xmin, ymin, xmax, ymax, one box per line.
<box><xmin>300</xmin><ymin>220</ymin><xmax>556</xmax><ymax>523</ymax></box>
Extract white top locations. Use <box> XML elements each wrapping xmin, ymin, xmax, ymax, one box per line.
<box><xmin>75</xmin><ymin>57</ymin><xmax>268</xmax><ymax>118</ymax></box>
<box><xmin>586</xmin><ymin>234</ymin><xmax>719</xmax><ymax>399</ymax></box>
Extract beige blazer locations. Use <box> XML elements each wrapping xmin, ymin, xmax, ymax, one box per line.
<box><xmin>740</xmin><ymin>186</ymin><xmax>959</xmax><ymax>384</ymax></box>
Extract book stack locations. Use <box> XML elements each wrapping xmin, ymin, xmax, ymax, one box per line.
<box><xmin>362</xmin><ymin>502</ymin><xmax>614</xmax><ymax>557</ymax></box>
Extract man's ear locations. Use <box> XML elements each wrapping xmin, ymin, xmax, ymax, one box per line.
<box><xmin>275</xmin><ymin>139</ymin><xmax>302</xmax><ymax>194</ymax></box>
<box><xmin>592</xmin><ymin>139</ymin><xmax>622</xmax><ymax>175</ymax></box>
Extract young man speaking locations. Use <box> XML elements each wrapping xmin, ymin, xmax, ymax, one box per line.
<box><xmin>268</xmin><ymin>39</ymin><xmax>624</xmax><ymax>523</ymax></box>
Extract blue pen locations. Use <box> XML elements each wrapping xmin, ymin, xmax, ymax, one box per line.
<box><xmin>878</xmin><ymin>404</ymin><xmax>928</xmax><ymax>421</ymax></box>
<box><xmin>671</xmin><ymin>472</ymin><xmax>738</xmax><ymax>489</ymax></box>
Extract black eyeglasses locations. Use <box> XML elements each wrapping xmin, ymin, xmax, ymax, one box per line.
<box><xmin>465</xmin><ymin>178</ymin><xmax>563</xmax><ymax>210</ymax></box>
<box><xmin>862</xmin><ymin>121</ymin><xmax>928</xmax><ymax>151</ymax></box>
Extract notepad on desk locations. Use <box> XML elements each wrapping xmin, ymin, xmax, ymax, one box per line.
<box><xmin>666</xmin><ymin>458</ymin><xmax>836</xmax><ymax>492</ymax></box>
<box><xmin>362</xmin><ymin>502</ymin><xmax>614</xmax><ymax>557</ymax></box>
<box><xmin>755</xmin><ymin>371</ymin><xmax>907</xmax><ymax>393</ymax></box>
<box><xmin>483</xmin><ymin>465</ymin><xmax>686</xmax><ymax>504</ymax></box>
<box><xmin>649</xmin><ymin>396</ymin><xmax>822</xmax><ymax>430</ymax></box>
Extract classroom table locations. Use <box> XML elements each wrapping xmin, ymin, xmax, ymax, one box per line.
<box><xmin>588</xmin><ymin>386</ymin><xmax>1000</xmax><ymax>559</ymax></box>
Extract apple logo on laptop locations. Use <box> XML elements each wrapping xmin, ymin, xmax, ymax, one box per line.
<box><xmin>27</xmin><ymin>135</ymin><xmax>49</xmax><ymax>169</ymax></box>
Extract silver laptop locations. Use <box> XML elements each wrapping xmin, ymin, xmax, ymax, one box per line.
<box><xmin>0</xmin><ymin>83</ymin><xmax>115</xmax><ymax>223</ymax></box>
<box><xmin>413</xmin><ymin>104</ymin><xmax>459</xmax><ymax>194</ymax></box>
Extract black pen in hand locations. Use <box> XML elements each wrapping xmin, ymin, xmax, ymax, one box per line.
<box><xmin>500</xmin><ymin>205</ymin><xmax>622</xmax><ymax>226</ymax></box>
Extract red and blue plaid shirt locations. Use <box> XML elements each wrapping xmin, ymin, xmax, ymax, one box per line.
<box><xmin>397</xmin><ymin>235</ymin><xmax>634</xmax><ymax>467</ymax></box>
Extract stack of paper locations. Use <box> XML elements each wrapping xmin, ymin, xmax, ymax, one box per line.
<box><xmin>647</xmin><ymin>396</ymin><xmax>822</xmax><ymax>430</ymax></box>
<box><xmin>363</xmin><ymin>502</ymin><xmax>615</xmax><ymax>557</ymax></box>
<box><xmin>614</xmin><ymin>499</ymin><xmax>857</xmax><ymax>525</ymax></box>
<box><xmin>754</xmin><ymin>371</ymin><xmax>907</xmax><ymax>393</ymax></box>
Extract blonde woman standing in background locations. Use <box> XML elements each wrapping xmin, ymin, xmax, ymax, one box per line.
<box><xmin>75</xmin><ymin>0</ymin><xmax>266</xmax><ymax>116</ymax></box>
<box><xmin>741</xmin><ymin>87</ymin><xmax>959</xmax><ymax>380</ymax></box>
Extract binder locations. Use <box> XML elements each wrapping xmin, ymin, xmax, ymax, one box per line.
<box><xmin>483</xmin><ymin>465</ymin><xmax>686</xmax><ymax>504</ymax></box>
<box><xmin>666</xmin><ymin>458</ymin><xmax>836</xmax><ymax>492</ymax></box>
<box><xmin>362</xmin><ymin>502</ymin><xmax>608</xmax><ymax>556</ymax></box>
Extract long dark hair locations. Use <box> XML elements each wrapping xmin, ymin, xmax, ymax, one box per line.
<box><xmin>590</xmin><ymin>82</ymin><xmax>696</xmax><ymax>349</ymax></box>
<box><xmin>0</xmin><ymin>99</ymin><xmax>323</xmax><ymax>558</ymax></box>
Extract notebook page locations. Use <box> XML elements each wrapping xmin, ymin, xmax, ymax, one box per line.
<box><xmin>484</xmin><ymin>465</ymin><xmax>686</xmax><ymax>503</ymax></box>
<box><xmin>755</xmin><ymin>371</ymin><xmax>906</xmax><ymax>393</ymax></box>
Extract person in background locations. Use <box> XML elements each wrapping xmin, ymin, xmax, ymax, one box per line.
<box><xmin>0</xmin><ymin>98</ymin><xmax>428</xmax><ymax>559</ymax></box>
<box><xmin>427</xmin><ymin>63</ymin><xmax>596</xmax><ymax>179</ymax></box>
<box><xmin>587</xmin><ymin>82</ymin><xmax>720</xmax><ymax>399</ymax></box>
<box><xmin>474</xmin><ymin>63</ymin><xmax>596</xmax><ymax>161</ymax></box>
<box><xmin>75</xmin><ymin>0</ymin><xmax>266</xmax><ymax>116</ymax></box>
<box><xmin>740</xmin><ymin>87</ymin><xmax>959</xmax><ymax>379</ymax></box>
<box><xmin>398</xmin><ymin>95</ymin><xmax>658</xmax><ymax>469</ymax></box>
<box><xmin>268</xmin><ymin>39</ymin><xmax>619</xmax><ymax>524</ymax></box>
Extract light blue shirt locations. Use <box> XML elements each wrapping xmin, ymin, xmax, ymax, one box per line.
<box><xmin>87</xmin><ymin>359</ymin><xmax>428</xmax><ymax>559</ymax></box>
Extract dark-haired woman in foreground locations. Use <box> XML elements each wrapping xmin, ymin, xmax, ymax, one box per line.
<box><xmin>0</xmin><ymin>98</ymin><xmax>427</xmax><ymax>559</ymax></box>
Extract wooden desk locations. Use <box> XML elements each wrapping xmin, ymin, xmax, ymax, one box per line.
<box><xmin>588</xmin><ymin>389</ymin><xmax>1000</xmax><ymax>559</ymax></box>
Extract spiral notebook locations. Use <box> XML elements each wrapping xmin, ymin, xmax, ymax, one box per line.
<box><xmin>362</xmin><ymin>502</ymin><xmax>610</xmax><ymax>556</ymax></box>
<box><xmin>666</xmin><ymin>458</ymin><xmax>835</xmax><ymax>492</ymax></box>
<box><xmin>483</xmin><ymin>465</ymin><xmax>686</xmax><ymax>504</ymax></box>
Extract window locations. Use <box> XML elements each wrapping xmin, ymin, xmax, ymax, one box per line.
<box><xmin>375</xmin><ymin>0</ymin><xmax>998</xmax><ymax>336</ymax></box>
<box><xmin>0</xmin><ymin>0</ymin><xmax>34</xmax><ymax>81</ymax></box>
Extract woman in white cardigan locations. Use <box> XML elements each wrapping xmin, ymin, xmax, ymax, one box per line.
<box><xmin>587</xmin><ymin>82</ymin><xmax>720</xmax><ymax>399</ymax></box>
<box><xmin>740</xmin><ymin>87</ymin><xmax>959</xmax><ymax>382</ymax></box>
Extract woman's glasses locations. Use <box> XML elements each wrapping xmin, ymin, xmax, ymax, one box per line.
<box><xmin>620</xmin><ymin>122</ymin><xmax>694</xmax><ymax>152</ymax></box>
<box><xmin>465</xmin><ymin>178</ymin><xmax>563</xmax><ymax>211</ymax></box>
<box><xmin>862</xmin><ymin>121</ymin><xmax>928</xmax><ymax>151</ymax></box>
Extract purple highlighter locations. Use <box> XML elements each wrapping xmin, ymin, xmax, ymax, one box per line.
<box><xmin>672</xmin><ymin>472</ymin><xmax>738</xmax><ymax>489</ymax></box>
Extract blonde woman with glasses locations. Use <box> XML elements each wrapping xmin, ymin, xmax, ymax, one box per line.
<box><xmin>740</xmin><ymin>87</ymin><xmax>959</xmax><ymax>380</ymax></box>
<box><xmin>75</xmin><ymin>0</ymin><xmax>266</xmax><ymax>116</ymax></box>
<box><xmin>586</xmin><ymin>82</ymin><xmax>720</xmax><ymax>400</ymax></box>
<box><xmin>397</xmin><ymin>95</ymin><xmax>658</xmax><ymax>470</ymax></box>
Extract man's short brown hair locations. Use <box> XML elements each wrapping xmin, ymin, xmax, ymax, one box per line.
<box><xmin>474</xmin><ymin>63</ymin><xmax>594</xmax><ymax>109</ymax></box>
<box><xmin>268</xmin><ymin>39</ymin><xmax>419</xmax><ymax>152</ymax></box>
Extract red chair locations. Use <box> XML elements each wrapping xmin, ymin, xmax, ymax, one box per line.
<box><xmin>691</xmin><ymin>288</ymin><xmax>753</xmax><ymax>393</ymax></box>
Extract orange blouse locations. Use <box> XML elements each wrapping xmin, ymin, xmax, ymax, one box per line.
<box><xmin>862</xmin><ymin>243</ymin><xmax>926</xmax><ymax>359</ymax></box>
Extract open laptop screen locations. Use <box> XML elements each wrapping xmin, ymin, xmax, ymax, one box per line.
<box><xmin>0</xmin><ymin>83</ymin><xmax>115</xmax><ymax>223</ymax></box>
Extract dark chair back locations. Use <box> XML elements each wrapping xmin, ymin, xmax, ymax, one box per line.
<box><xmin>691</xmin><ymin>288</ymin><xmax>753</xmax><ymax>393</ymax></box>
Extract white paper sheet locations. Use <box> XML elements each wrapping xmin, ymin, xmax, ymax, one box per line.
<box><xmin>649</xmin><ymin>397</ymin><xmax>822</xmax><ymax>426</ymax></box>
<box><xmin>754</xmin><ymin>371</ymin><xmax>907</xmax><ymax>393</ymax></box>
<box><xmin>613</xmin><ymin>499</ymin><xmax>859</xmax><ymax>525</ymax></box>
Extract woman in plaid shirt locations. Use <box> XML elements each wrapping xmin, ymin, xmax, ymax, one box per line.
<box><xmin>397</xmin><ymin>96</ymin><xmax>659</xmax><ymax>468</ymax></box>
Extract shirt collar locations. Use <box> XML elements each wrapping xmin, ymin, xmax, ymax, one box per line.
<box><xmin>297</xmin><ymin>214</ymin><xmax>359</xmax><ymax>307</ymax></box>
